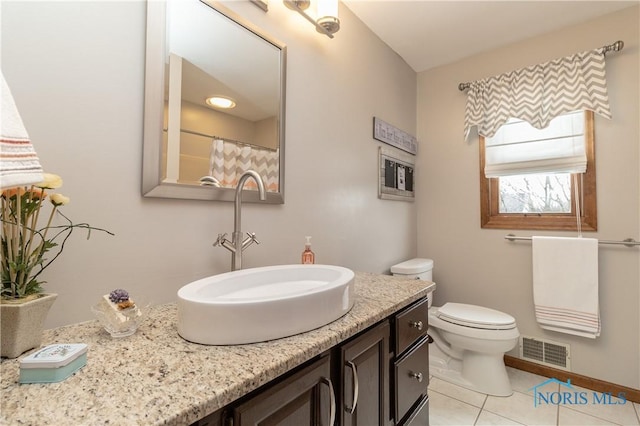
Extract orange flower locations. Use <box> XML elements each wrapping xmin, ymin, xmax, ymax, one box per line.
<box><xmin>2</xmin><ymin>187</ymin><xmax>26</xmax><ymax>198</ymax></box>
<box><xmin>2</xmin><ymin>187</ymin><xmax>47</xmax><ymax>200</ymax></box>
<box><xmin>27</xmin><ymin>188</ymin><xmax>47</xmax><ymax>200</ymax></box>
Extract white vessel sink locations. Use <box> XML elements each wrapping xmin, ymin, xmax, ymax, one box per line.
<box><xmin>177</xmin><ymin>264</ymin><xmax>355</xmax><ymax>345</ymax></box>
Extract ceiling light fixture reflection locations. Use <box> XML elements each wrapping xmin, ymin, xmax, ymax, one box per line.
<box><xmin>206</xmin><ymin>96</ymin><xmax>236</xmax><ymax>109</ymax></box>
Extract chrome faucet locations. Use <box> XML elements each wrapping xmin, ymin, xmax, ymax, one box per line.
<box><xmin>214</xmin><ymin>170</ymin><xmax>267</xmax><ymax>271</ymax></box>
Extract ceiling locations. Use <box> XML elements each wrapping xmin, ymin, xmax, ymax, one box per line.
<box><xmin>343</xmin><ymin>1</ymin><xmax>637</xmax><ymax>73</ymax></box>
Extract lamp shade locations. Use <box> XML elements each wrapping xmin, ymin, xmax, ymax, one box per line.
<box><xmin>317</xmin><ymin>0</ymin><xmax>338</xmax><ymax>19</ymax></box>
<box><xmin>0</xmin><ymin>71</ymin><xmax>43</xmax><ymax>189</ymax></box>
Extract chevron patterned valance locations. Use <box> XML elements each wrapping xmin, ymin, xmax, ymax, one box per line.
<box><xmin>463</xmin><ymin>47</ymin><xmax>612</xmax><ymax>140</ymax></box>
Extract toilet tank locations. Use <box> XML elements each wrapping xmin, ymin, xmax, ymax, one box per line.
<box><xmin>390</xmin><ymin>258</ymin><xmax>434</xmax><ymax>281</ymax></box>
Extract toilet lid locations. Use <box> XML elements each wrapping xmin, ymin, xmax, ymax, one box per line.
<box><xmin>436</xmin><ymin>303</ymin><xmax>516</xmax><ymax>330</ymax></box>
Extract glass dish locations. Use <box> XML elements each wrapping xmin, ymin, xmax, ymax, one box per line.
<box><xmin>91</xmin><ymin>301</ymin><xmax>146</xmax><ymax>338</ymax></box>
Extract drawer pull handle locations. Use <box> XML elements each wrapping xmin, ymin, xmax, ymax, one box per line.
<box><xmin>345</xmin><ymin>360</ymin><xmax>359</xmax><ymax>414</ymax></box>
<box><xmin>409</xmin><ymin>320</ymin><xmax>424</xmax><ymax>331</ymax></box>
<box><xmin>320</xmin><ymin>377</ymin><xmax>336</xmax><ymax>426</ymax></box>
<box><xmin>409</xmin><ymin>371</ymin><xmax>424</xmax><ymax>382</ymax></box>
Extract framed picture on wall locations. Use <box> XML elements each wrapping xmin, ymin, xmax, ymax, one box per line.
<box><xmin>378</xmin><ymin>147</ymin><xmax>415</xmax><ymax>201</ymax></box>
<box><xmin>373</xmin><ymin>117</ymin><xmax>418</xmax><ymax>155</ymax></box>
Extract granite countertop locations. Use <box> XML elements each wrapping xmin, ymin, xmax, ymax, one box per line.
<box><xmin>1</xmin><ymin>272</ymin><xmax>434</xmax><ymax>425</ymax></box>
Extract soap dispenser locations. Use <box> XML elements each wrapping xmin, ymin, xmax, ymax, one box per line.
<box><xmin>301</xmin><ymin>236</ymin><xmax>315</xmax><ymax>264</ymax></box>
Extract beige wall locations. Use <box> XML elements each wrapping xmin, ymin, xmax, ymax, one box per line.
<box><xmin>1</xmin><ymin>1</ymin><xmax>417</xmax><ymax>327</ymax></box>
<box><xmin>417</xmin><ymin>7</ymin><xmax>640</xmax><ymax>388</ymax></box>
<box><xmin>5</xmin><ymin>0</ymin><xmax>636</xmax><ymax>389</ymax></box>
<box><xmin>178</xmin><ymin>101</ymin><xmax>273</xmax><ymax>147</ymax></box>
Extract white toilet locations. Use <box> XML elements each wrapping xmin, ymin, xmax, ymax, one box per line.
<box><xmin>391</xmin><ymin>258</ymin><xmax>520</xmax><ymax>397</ymax></box>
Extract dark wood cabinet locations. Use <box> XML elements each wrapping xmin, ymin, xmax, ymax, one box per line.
<box><xmin>392</xmin><ymin>298</ymin><xmax>430</xmax><ymax>425</ymax></box>
<box><xmin>233</xmin><ymin>353</ymin><xmax>335</xmax><ymax>426</ymax></box>
<box><xmin>400</xmin><ymin>395</ymin><xmax>429</xmax><ymax>426</ymax></box>
<box><xmin>192</xmin><ymin>297</ymin><xmax>430</xmax><ymax>426</ymax></box>
<box><xmin>394</xmin><ymin>336</ymin><xmax>429</xmax><ymax>423</ymax></box>
<box><xmin>339</xmin><ymin>321</ymin><xmax>391</xmax><ymax>426</ymax></box>
<box><xmin>395</xmin><ymin>297</ymin><xmax>430</xmax><ymax>355</ymax></box>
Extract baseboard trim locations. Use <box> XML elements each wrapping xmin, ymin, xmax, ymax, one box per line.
<box><xmin>505</xmin><ymin>355</ymin><xmax>640</xmax><ymax>404</ymax></box>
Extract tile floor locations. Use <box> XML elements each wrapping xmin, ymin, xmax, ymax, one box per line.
<box><xmin>429</xmin><ymin>367</ymin><xmax>640</xmax><ymax>425</ymax></box>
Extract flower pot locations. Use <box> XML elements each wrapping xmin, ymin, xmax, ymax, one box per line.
<box><xmin>1</xmin><ymin>293</ymin><xmax>57</xmax><ymax>359</ymax></box>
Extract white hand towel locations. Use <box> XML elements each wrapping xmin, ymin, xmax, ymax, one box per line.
<box><xmin>532</xmin><ymin>236</ymin><xmax>600</xmax><ymax>338</ymax></box>
<box><xmin>0</xmin><ymin>71</ymin><xmax>43</xmax><ymax>188</ymax></box>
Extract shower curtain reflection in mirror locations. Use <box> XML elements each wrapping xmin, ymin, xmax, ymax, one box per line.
<box><xmin>161</xmin><ymin>129</ymin><xmax>278</xmax><ymax>192</ymax></box>
<box><xmin>209</xmin><ymin>139</ymin><xmax>279</xmax><ymax>192</ymax></box>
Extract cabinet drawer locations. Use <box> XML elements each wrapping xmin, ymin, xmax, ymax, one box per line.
<box><xmin>399</xmin><ymin>395</ymin><xmax>429</xmax><ymax>426</ymax></box>
<box><xmin>395</xmin><ymin>298</ymin><xmax>429</xmax><ymax>355</ymax></box>
<box><xmin>394</xmin><ymin>337</ymin><xmax>429</xmax><ymax>422</ymax></box>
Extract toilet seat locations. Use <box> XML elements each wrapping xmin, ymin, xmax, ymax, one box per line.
<box><xmin>436</xmin><ymin>303</ymin><xmax>516</xmax><ymax>330</ymax></box>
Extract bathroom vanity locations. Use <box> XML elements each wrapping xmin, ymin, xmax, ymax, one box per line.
<box><xmin>0</xmin><ymin>272</ymin><xmax>434</xmax><ymax>425</ymax></box>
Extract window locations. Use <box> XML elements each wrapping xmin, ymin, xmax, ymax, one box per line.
<box><xmin>480</xmin><ymin>111</ymin><xmax>597</xmax><ymax>231</ymax></box>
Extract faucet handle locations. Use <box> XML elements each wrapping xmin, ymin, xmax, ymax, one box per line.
<box><xmin>214</xmin><ymin>233</ymin><xmax>228</xmax><ymax>246</ymax></box>
<box><xmin>246</xmin><ymin>232</ymin><xmax>260</xmax><ymax>245</ymax></box>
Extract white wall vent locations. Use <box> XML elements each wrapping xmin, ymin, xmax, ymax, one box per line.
<box><xmin>519</xmin><ymin>336</ymin><xmax>571</xmax><ymax>370</ymax></box>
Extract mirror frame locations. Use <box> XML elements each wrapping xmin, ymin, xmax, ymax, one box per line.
<box><xmin>142</xmin><ymin>0</ymin><xmax>286</xmax><ymax>203</ymax></box>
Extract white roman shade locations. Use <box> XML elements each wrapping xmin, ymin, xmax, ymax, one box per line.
<box><xmin>484</xmin><ymin>110</ymin><xmax>586</xmax><ymax>178</ymax></box>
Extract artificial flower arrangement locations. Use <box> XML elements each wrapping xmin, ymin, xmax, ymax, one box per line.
<box><xmin>1</xmin><ymin>173</ymin><xmax>113</xmax><ymax>301</ymax></box>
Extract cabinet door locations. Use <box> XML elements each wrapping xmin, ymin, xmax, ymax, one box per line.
<box><xmin>233</xmin><ymin>353</ymin><xmax>335</xmax><ymax>426</ymax></box>
<box><xmin>340</xmin><ymin>321</ymin><xmax>391</xmax><ymax>426</ymax></box>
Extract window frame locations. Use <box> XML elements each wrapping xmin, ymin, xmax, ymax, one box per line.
<box><xmin>479</xmin><ymin>111</ymin><xmax>597</xmax><ymax>231</ymax></box>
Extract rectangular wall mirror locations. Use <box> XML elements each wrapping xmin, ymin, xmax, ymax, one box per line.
<box><xmin>142</xmin><ymin>0</ymin><xmax>286</xmax><ymax>203</ymax></box>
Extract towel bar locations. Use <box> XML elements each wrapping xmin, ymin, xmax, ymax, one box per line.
<box><xmin>505</xmin><ymin>234</ymin><xmax>639</xmax><ymax>248</ymax></box>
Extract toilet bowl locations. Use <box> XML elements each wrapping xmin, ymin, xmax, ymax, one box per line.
<box><xmin>391</xmin><ymin>259</ymin><xmax>520</xmax><ymax>396</ymax></box>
